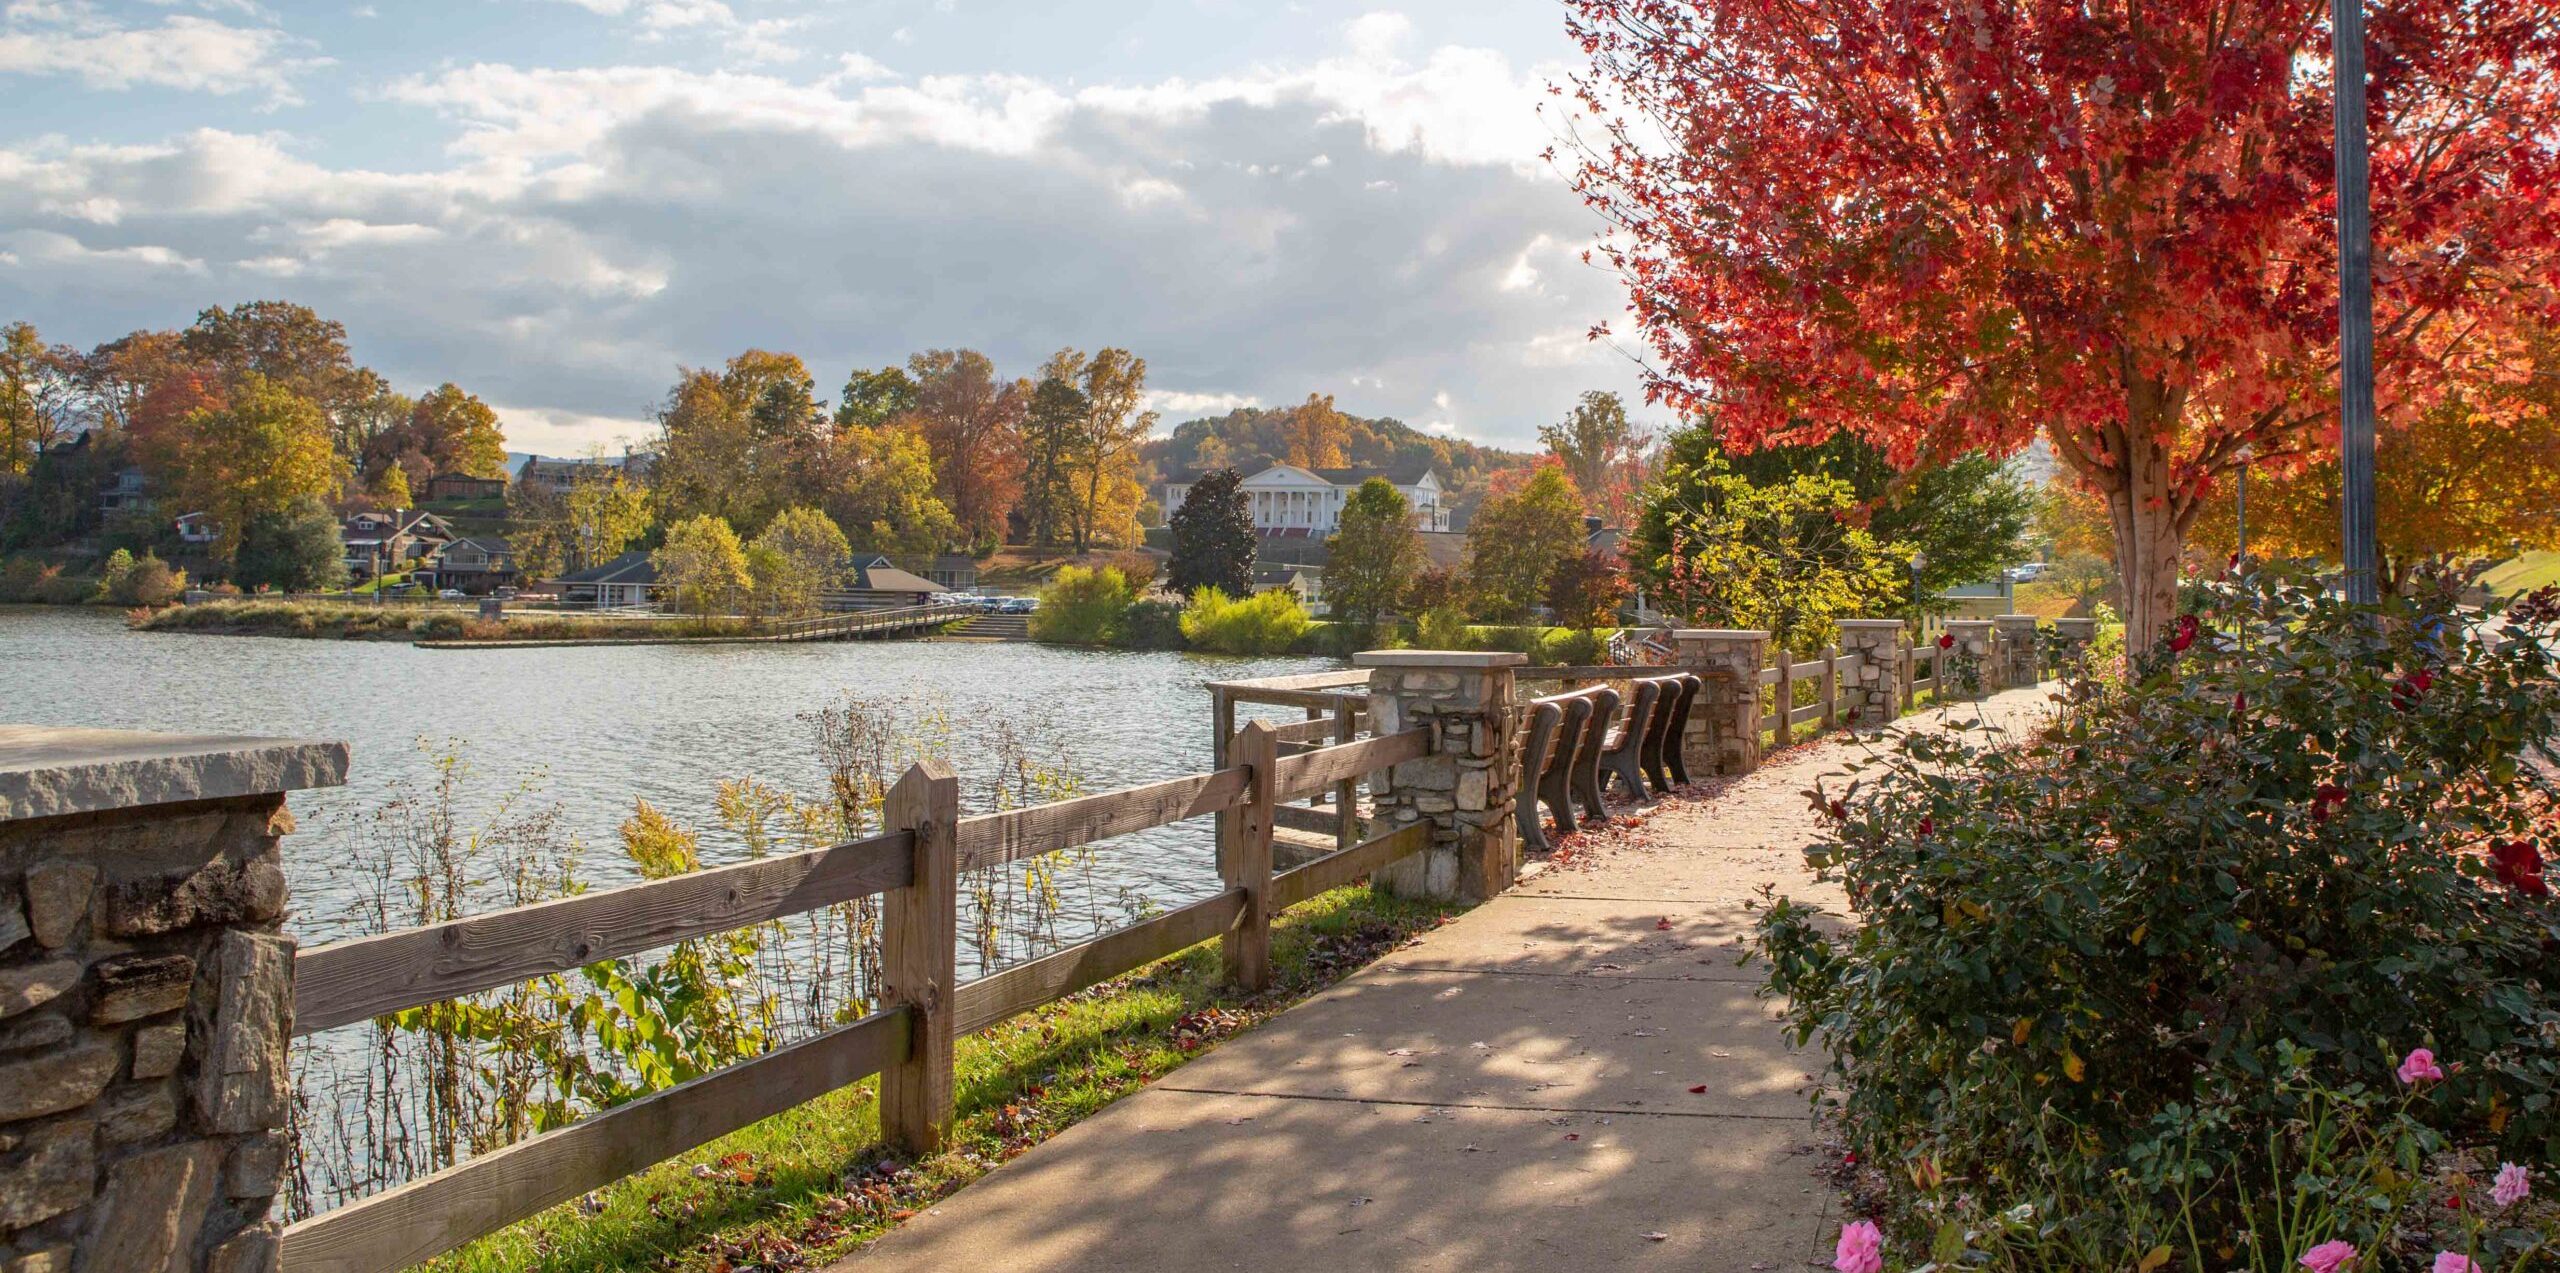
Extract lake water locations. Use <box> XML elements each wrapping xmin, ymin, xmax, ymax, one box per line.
<box><xmin>0</xmin><ymin>605</ymin><xmax>1334</xmax><ymax>948</ymax></box>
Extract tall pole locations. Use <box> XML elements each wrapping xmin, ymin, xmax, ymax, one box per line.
<box><xmin>2333</xmin><ymin>0</ymin><xmax>2379</xmax><ymax>604</ymax></box>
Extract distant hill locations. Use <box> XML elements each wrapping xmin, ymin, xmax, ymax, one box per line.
<box><xmin>1144</xmin><ymin>407</ymin><xmax>1537</xmax><ymax>524</ymax></box>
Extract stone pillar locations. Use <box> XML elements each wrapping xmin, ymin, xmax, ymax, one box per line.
<box><xmin>1944</xmin><ymin>620</ymin><xmax>1997</xmax><ymax>696</ymax></box>
<box><xmin>1994</xmin><ymin>615</ymin><xmax>2042</xmax><ymax>687</ymax></box>
<box><xmin>2051</xmin><ymin>618</ymin><xmax>2098</xmax><ymax>673</ymax></box>
<box><xmin>0</xmin><ymin>727</ymin><xmax>345</xmax><ymax>1273</ymax></box>
<box><xmin>1832</xmin><ymin>620</ymin><xmax>1906</xmax><ymax>727</ymax></box>
<box><xmin>1353</xmin><ymin>651</ymin><xmax>1524</xmax><ymax>903</ymax></box>
<box><xmin>1673</xmin><ymin>629</ymin><xmax>1771</xmax><ymax>774</ymax></box>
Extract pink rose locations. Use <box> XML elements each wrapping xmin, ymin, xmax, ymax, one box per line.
<box><xmin>2299</xmin><ymin>1241</ymin><xmax>2357</xmax><ymax>1273</ymax></box>
<box><xmin>2397</xmin><ymin>1047</ymin><xmax>2445</xmax><ymax>1085</ymax></box>
<box><xmin>2432</xmin><ymin>1254</ymin><xmax>2482</xmax><ymax>1273</ymax></box>
<box><xmin>1834</xmin><ymin>1219</ymin><xmax>1884</xmax><ymax>1273</ymax></box>
<box><xmin>2494</xmin><ymin>1162</ymin><xmax>2532</xmax><ymax>1208</ymax></box>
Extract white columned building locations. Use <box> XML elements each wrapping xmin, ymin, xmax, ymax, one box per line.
<box><xmin>1159</xmin><ymin>463</ymin><xmax>1451</xmax><ymax>535</ymax></box>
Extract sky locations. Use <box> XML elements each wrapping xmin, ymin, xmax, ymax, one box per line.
<box><xmin>0</xmin><ymin>0</ymin><xmax>1652</xmax><ymax>455</ymax></box>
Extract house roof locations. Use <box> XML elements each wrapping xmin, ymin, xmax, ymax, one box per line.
<box><xmin>1164</xmin><ymin>461</ymin><xmax>1443</xmax><ymax>489</ymax></box>
<box><xmin>850</xmin><ymin>556</ymin><xmax>939</xmax><ymax>593</ymax></box>
<box><xmin>442</xmin><ymin>535</ymin><xmax>513</xmax><ymax>556</ymax></box>
<box><xmin>554</xmin><ymin>550</ymin><xmax>657</xmax><ymax>585</ymax></box>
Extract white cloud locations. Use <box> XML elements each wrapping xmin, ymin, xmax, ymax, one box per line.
<box><xmin>0</xmin><ymin>19</ymin><xmax>1641</xmax><ymax>450</ymax></box>
<box><xmin>0</xmin><ymin>2</ymin><xmax>321</xmax><ymax>105</ymax></box>
<box><xmin>490</xmin><ymin>403</ymin><xmax>655</xmax><ymax>454</ymax></box>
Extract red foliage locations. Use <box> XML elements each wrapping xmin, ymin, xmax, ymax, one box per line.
<box><xmin>1560</xmin><ymin>0</ymin><xmax>2560</xmax><ymax>643</ymax></box>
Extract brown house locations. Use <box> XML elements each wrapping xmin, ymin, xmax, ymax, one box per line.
<box><xmin>423</xmin><ymin>473</ymin><xmax>507</xmax><ymax>502</ymax></box>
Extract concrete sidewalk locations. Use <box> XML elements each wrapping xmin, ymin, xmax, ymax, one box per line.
<box><xmin>836</xmin><ymin>688</ymin><xmax>2054</xmax><ymax>1273</ymax></box>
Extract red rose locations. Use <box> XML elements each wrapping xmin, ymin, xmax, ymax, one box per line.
<box><xmin>1827</xmin><ymin>799</ymin><xmax>1847</xmax><ymax>821</ymax></box>
<box><xmin>2392</xmin><ymin>668</ymin><xmax>2435</xmax><ymax>711</ymax></box>
<box><xmin>2232</xmin><ymin>691</ymin><xmax>2247</xmax><ymax>717</ymax></box>
<box><xmin>1917</xmin><ymin>816</ymin><xmax>1935</xmax><ymax>838</ymax></box>
<box><xmin>2492</xmin><ymin>839</ymin><xmax>2550</xmax><ymax>898</ymax></box>
<box><xmin>2167</xmin><ymin>614</ymin><xmax>2200</xmax><ymax>653</ymax></box>
<box><xmin>1938</xmin><ymin>632</ymin><xmax>1955</xmax><ymax>650</ymax></box>
<box><xmin>2310</xmin><ymin>783</ymin><xmax>2349</xmax><ymax>823</ymax></box>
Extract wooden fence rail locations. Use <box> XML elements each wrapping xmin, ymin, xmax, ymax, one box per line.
<box><xmin>279</xmin><ymin>720</ymin><xmax>1434</xmax><ymax>1273</ymax></box>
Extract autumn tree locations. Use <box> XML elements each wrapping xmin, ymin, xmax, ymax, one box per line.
<box><xmin>812</xmin><ymin>425</ymin><xmax>959</xmax><ymax>558</ymax></box>
<box><xmin>1281</xmin><ymin>393</ymin><xmax>1348</xmax><ymax>469</ymax></box>
<box><xmin>905</xmin><ymin>349</ymin><xmax>1025</xmax><ymax>549</ymax></box>
<box><xmin>836</xmin><ymin>364</ymin><xmax>918</xmax><ymax>431</ymax></box>
<box><xmin>159</xmin><ymin>373</ymin><xmax>343</xmax><ymax>562</ymax></box>
<box><xmin>654</xmin><ymin>514</ymin><xmax>752</xmax><ymax>616</ymax></box>
<box><xmin>1546</xmin><ymin>549</ymin><xmax>1632</xmax><ymax>630</ymax></box>
<box><xmin>1067</xmin><ymin>348</ymin><xmax>1155</xmax><ymax>552</ymax></box>
<box><xmin>71</xmin><ymin>329</ymin><xmax>187</xmax><ymax>436</ymax></box>
<box><xmin>1465</xmin><ymin>465</ymin><xmax>1586</xmax><ymax>622</ymax></box>
<box><xmin>1325</xmin><ymin>478</ymin><xmax>1423</xmax><ymax>637</ymax></box>
<box><xmin>1564</xmin><ymin>0</ymin><xmax>2560</xmax><ymax>644</ymax></box>
<box><xmin>2189</xmin><ymin>352</ymin><xmax>2560</xmax><ymax>589</ymax></box>
<box><xmin>1168</xmin><ymin>467</ymin><xmax>1255</xmax><ymax>597</ymax></box>
<box><xmin>748</xmin><ymin>505</ymin><xmax>851</xmax><ymax>618</ymax></box>
<box><xmin>398</xmin><ymin>384</ymin><xmax>509</xmax><ymax>481</ymax></box>
<box><xmin>510</xmin><ymin>457</ymin><xmax>651</xmax><ymax>580</ymax></box>
<box><xmin>1642</xmin><ymin>448</ymin><xmax>1911</xmax><ymax>652</ymax></box>
<box><xmin>0</xmin><ymin>323</ymin><xmax>77</xmax><ymax>473</ymax></box>
<box><xmin>654</xmin><ymin>351</ymin><xmax>823</xmax><ymax>534</ymax></box>
<box><xmin>1540</xmin><ymin>391</ymin><xmax>1651</xmax><ymax>528</ymax></box>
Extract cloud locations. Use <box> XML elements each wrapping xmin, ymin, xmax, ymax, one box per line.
<box><xmin>0</xmin><ymin>19</ymin><xmax>1642</xmax><ymax>454</ymax></box>
<box><xmin>0</xmin><ymin>1</ymin><xmax>322</xmax><ymax>105</ymax></box>
<box><xmin>540</xmin><ymin>0</ymin><xmax>811</xmax><ymax>67</ymax></box>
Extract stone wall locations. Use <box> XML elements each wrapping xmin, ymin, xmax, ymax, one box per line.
<box><xmin>1833</xmin><ymin>620</ymin><xmax>1906</xmax><ymax>726</ymax></box>
<box><xmin>1673</xmin><ymin>630</ymin><xmax>1769</xmax><ymax>774</ymax></box>
<box><xmin>1994</xmin><ymin>615</ymin><xmax>2042</xmax><ymax>688</ymax></box>
<box><xmin>1943</xmin><ymin>620</ymin><xmax>1997</xmax><ymax>696</ymax></box>
<box><xmin>0</xmin><ymin>728</ymin><xmax>341</xmax><ymax>1273</ymax></box>
<box><xmin>1356</xmin><ymin>652</ymin><xmax>1523</xmax><ymax>903</ymax></box>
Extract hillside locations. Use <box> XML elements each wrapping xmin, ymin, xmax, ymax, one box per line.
<box><xmin>1143</xmin><ymin>406</ymin><xmax>1537</xmax><ymax>525</ymax></box>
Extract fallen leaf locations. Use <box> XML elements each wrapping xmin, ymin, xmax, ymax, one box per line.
<box><xmin>1641</xmin><ymin>1231</ymin><xmax>1669</xmax><ymax>1242</ymax></box>
<box><xmin>1687</xmin><ymin>1084</ymin><xmax>1708</xmax><ymax>1094</ymax></box>
<box><xmin>1654</xmin><ymin>918</ymin><xmax>1674</xmax><ymax>931</ymax></box>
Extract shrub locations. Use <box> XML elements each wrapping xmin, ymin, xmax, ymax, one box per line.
<box><xmin>93</xmin><ymin>548</ymin><xmax>135</xmax><ymax>601</ymax></box>
<box><xmin>36</xmin><ymin>572</ymin><xmax>93</xmax><ymax>605</ymax></box>
<box><xmin>1539</xmin><ymin>628</ymin><xmax>1611</xmax><ymax>666</ymax></box>
<box><xmin>0</xmin><ymin>556</ymin><xmax>54</xmax><ymax>603</ymax></box>
<box><xmin>1760</xmin><ymin>567</ymin><xmax>2560</xmax><ymax>1263</ymax></box>
<box><xmin>1030</xmin><ymin>566</ymin><xmax>1137</xmax><ymax>645</ymax></box>
<box><xmin>1178</xmin><ymin>586</ymin><xmax>1311</xmax><ymax>655</ymax></box>
<box><xmin>105</xmin><ymin>553</ymin><xmax>185</xmax><ymax>608</ymax></box>
<box><xmin>1413</xmin><ymin>605</ymin><xmax>1473</xmax><ymax>650</ymax></box>
<box><xmin>1119</xmin><ymin>597</ymin><xmax>1186</xmax><ymax>650</ymax></box>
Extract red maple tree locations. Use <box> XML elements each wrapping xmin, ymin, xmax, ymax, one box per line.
<box><xmin>1560</xmin><ymin>0</ymin><xmax>2560</xmax><ymax>642</ymax></box>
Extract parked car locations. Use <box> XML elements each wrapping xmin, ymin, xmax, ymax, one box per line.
<box><xmin>439</xmin><ymin>588</ymin><xmax>466</xmax><ymax>600</ymax></box>
<box><xmin>1000</xmin><ymin>597</ymin><xmax>1038</xmax><ymax>614</ymax></box>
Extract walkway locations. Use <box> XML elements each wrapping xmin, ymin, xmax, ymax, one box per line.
<box><xmin>835</xmin><ymin>686</ymin><xmax>2056</xmax><ymax>1273</ymax></box>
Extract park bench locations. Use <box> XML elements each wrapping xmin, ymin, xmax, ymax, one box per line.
<box><xmin>1515</xmin><ymin>688</ymin><xmax>1609</xmax><ymax>852</ymax></box>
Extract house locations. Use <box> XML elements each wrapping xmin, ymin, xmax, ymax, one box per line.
<box><xmin>913</xmin><ymin>553</ymin><xmax>980</xmax><ymax>592</ymax></box>
<box><xmin>831</xmin><ymin>555</ymin><xmax>942</xmax><ymax>610</ymax></box>
<box><xmin>99</xmin><ymin>466</ymin><xmax>148</xmax><ymax>516</ymax></box>
<box><xmin>516</xmin><ymin>451</ymin><xmax>655</xmax><ymax>496</ymax></box>
<box><xmin>340</xmin><ymin>509</ymin><xmax>454</xmax><ymax>579</ymax></box>
<box><xmin>423</xmin><ymin>473</ymin><xmax>507</xmax><ymax>502</ymax></box>
<box><xmin>551</xmin><ymin>551</ymin><xmax>661</xmax><ymax>609</ymax></box>
<box><xmin>1156</xmin><ymin>462</ymin><xmax>1452</xmax><ymax>535</ymax></box>
<box><xmin>420</xmin><ymin>536</ymin><xmax>519</xmax><ymax>596</ymax></box>
<box><xmin>173</xmin><ymin>512</ymin><xmax>218</xmax><ymax>545</ymax></box>
<box><xmin>1253</xmin><ymin>563</ymin><xmax>1327</xmax><ymax>616</ymax></box>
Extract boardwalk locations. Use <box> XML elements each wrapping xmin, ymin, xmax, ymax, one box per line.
<box><xmin>835</xmin><ymin>685</ymin><xmax>2055</xmax><ymax>1273</ymax></box>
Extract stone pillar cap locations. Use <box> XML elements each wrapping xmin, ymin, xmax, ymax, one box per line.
<box><xmin>1670</xmin><ymin>628</ymin><xmax>1770</xmax><ymax>640</ymax></box>
<box><xmin>1833</xmin><ymin>619</ymin><xmax>1909</xmax><ymax>630</ymax></box>
<box><xmin>1946</xmin><ymin>618</ymin><xmax>1997</xmax><ymax>627</ymax></box>
<box><xmin>1995</xmin><ymin>614</ymin><xmax>2040</xmax><ymax>623</ymax></box>
<box><xmin>1353</xmin><ymin>650</ymin><xmax>1529</xmax><ymax>669</ymax></box>
<box><xmin>0</xmin><ymin>725</ymin><xmax>349</xmax><ymax>822</ymax></box>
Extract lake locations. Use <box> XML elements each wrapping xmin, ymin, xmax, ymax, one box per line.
<box><xmin>0</xmin><ymin>605</ymin><xmax>1334</xmax><ymax>949</ymax></box>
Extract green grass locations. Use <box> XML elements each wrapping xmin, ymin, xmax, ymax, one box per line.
<box><xmin>431</xmin><ymin>885</ymin><xmax>1459</xmax><ymax>1272</ymax></box>
<box><xmin>131</xmin><ymin>600</ymin><xmax>769</xmax><ymax>643</ymax></box>
<box><xmin>350</xmin><ymin>572</ymin><xmax>412</xmax><ymax>596</ymax></box>
<box><xmin>2483</xmin><ymin>550</ymin><xmax>2560</xmax><ymax>596</ymax></box>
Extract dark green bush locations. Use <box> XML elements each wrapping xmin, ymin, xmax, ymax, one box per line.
<box><xmin>1759</xmin><ymin>568</ymin><xmax>2560</xmax><ymax>1260</ymax></box>
<box><xmin>1119</xmin><ymin>598</ymin><xmax>1186</xmax><ymax>650</ymax></box>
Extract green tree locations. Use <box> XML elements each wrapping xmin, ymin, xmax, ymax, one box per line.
<box><xmin>653</xmin><ymin>515</ymin><xmax>752</xmax><ymax>616</ymax></box>
<box><xmin>1465</xmin><ymin>465</ymin><xmax>1585</xmax><ymax>622</ymax></box>
<box><xmin>1324</xmin><ymin>478</ymin><xmax>1422</xmax><ymax>637</ymax></box>
<box><xmin>834</xmin><ymin>364</ymin><xmax>918</xmax><ymax>430</ymax></box>
<box><xmin>235</xmin><ymin>496</ymin><xmax>351</xmax><ymax>593</ymax></box>
<box><xmin>1168</xmin><ymin>467</ymin><xmax>1255</xmax><ymax>597</ymax></box>
<box><xmin>814</xmin><ymin>425</ymin><xmax>959</xmax><ymax>557</ymax></box>
<box><xmin>1632</xmin><ymin>424</ymin><xmax>2030</xmax><ymax>614</ymax></box>
<box><xmin>1018</xmin><ymin>352</ymin><xmax>1088</xmax><ymax>547</ymax></box>
<box><xmin>163</xmin><ymin>373</ymin><xmax>343</xmax><ymax>562</ymax></box>
<box><xmin>1642</xmin><ymin>448</ymin><xmax>1910</xmax><ymax>652</ymax></box>
<box><xmin>747</xmin><ymin>506</ymin><xmax>850</xmax><ymax>618</ymax></box>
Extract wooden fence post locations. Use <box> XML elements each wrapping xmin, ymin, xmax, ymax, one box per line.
<box><xmin>1332</xmin><ymin>702</ymin><xmax>1358</xmax><ymax>852</ymax></box>
<box><xmin>1222</xmin><ymin>721</ymin><xmax>1279</xmax><ymax>991</ymax></box>
<box><xmin>1902</xmin><ymin>641</ymin><xmax>1916</xmax><ymax>711</ymax></box>
<box><xmin>880</xmin><ymin>759</ymin><xmax>959</xmax><ymax>1154</ymax></box>
<box><xmin>1773</xmin><ymin>650</ymin><xmax>1795</xmax><ymax>749</ymax></box>
<box><xmin>1819</xmin><ymin>644</ymin><xmax>1839</xmax><ymax>732</ymax></box>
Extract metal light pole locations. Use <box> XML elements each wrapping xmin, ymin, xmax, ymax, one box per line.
<box><xmin>2235</xmin><ymin>443</ymin><xmax>2253</xmax><ymax>569</ymax></box>
<box><xmin>2334</xmin><ymin>0</ymin><xmax>2380</xmax><ymax>604</ymax></box>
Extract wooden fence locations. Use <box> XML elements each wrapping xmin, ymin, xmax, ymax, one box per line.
<box><xmin>279</xmin><ymin>720</ymin><xmax>1432</xmax><ymax>1273</ymax></box>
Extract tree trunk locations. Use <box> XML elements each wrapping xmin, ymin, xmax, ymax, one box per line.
<box><xmin>2100</xmin><ymin>414</ymin><xmax>2187</xmax><ymax>651</ymax></box>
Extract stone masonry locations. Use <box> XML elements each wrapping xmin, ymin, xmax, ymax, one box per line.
<box><xmin>1674</xmin><ymin>630</ymin><xmax>1769</xmax><ymax>774</ymax></box>
<box><xmin>1354</xmin><ymin>651</ymin><xmax>1523</xmax><ymax>904</ymax></box>
<box><xmin>1943</xmin><ymin>620</ymin><xmax>1998</xmax><ymax>696</ymax></box>
<box><xmin>2052</xmin><ymin>618</ymin><xmax>2099</xmax><ymax>673</ymax></box>
<box><xmin>1994</xmin><ymin>615</ymin><xmax>2042</xmax><ymax>688</ymax></box>
<box><xmin>0</xmin><ymin>727</ymin><xmax>343</xmax><ymax>1273</ymax></box>
<box><xmin>1832</xmin><ymin>620</ymin><xmax>1906</xmax><ymax>728</ymax></box>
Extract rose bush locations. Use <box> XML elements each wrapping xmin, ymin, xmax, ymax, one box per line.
<box><xmin>1767</xmin><ymin>567</ymin><xmax>2560</xmax><ymax>1266</ymax></box>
